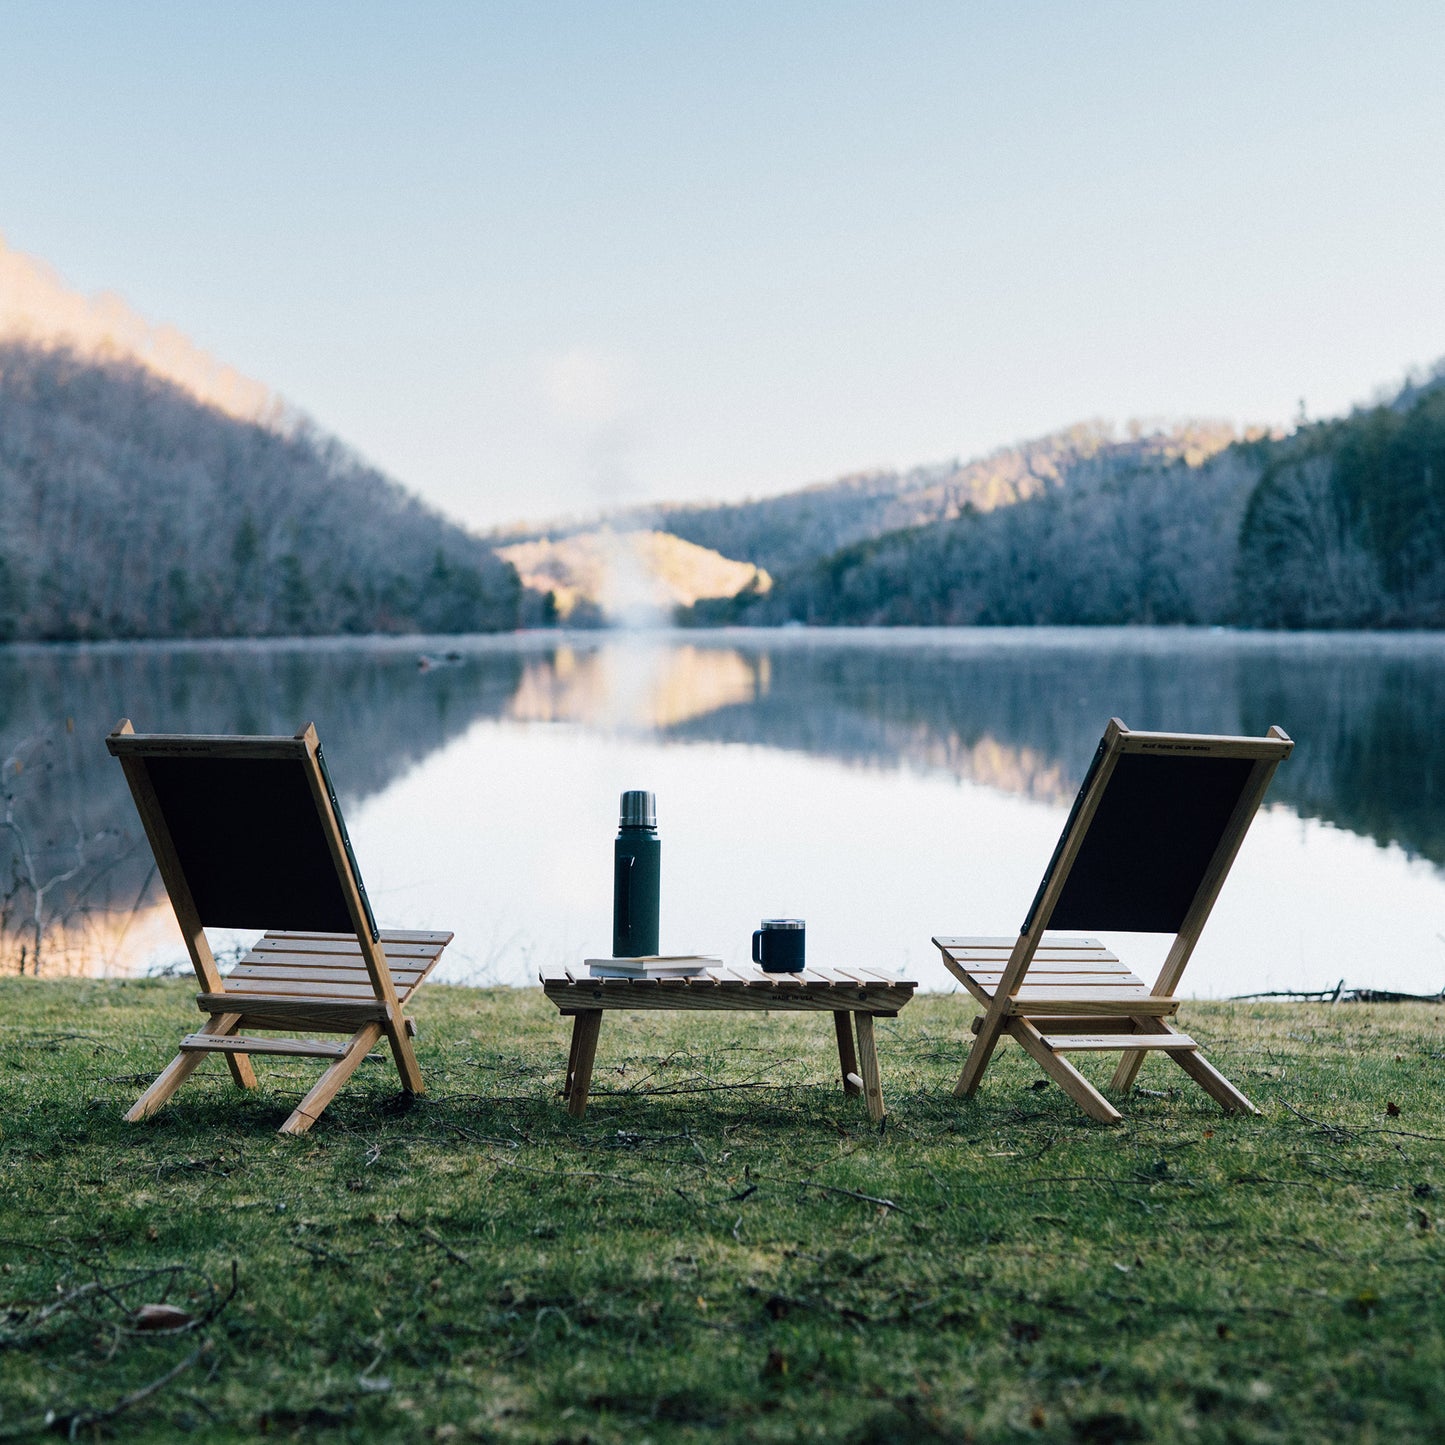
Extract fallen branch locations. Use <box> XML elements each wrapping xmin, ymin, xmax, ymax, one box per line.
<box><xmin>60</xmin><ymin>1341</ymin><xmax>210</xmax><ymax>1441</ymax></box>
<box><xmin>1281</xmin><ymin>1098</ymin><xmax>1445</xmax><ymax>1143</ymax></box>
<box><xmin>749</xmin><ymin>1173</ymin><xmax>907</xmax><ymax>1213</ymax></box>
<box><xmin>1229</xmin><ymin>981</ymin><xmax>1345</xmax><ymax>1002</ymax></box>
<box><xmin>292</xmin><ymin>1239</ymin><xmax>356</xmax><ymax>1269</ymax></box>
<box><xmin>1229</xmin><ymin>980</ymin><xmax>1445</xmax><ymax>1005</ymax></box>
<box><xmin>1</xmin><ymin>1261</ymin><xmax>237</xmax><ymax>1348</ymax></box>
<box><xmin>395</xmin><ymin>1213</ymin><xmax>470</xmax><ymax>1265</ymax></box>
<box><xmin>591</xmin><ymin>1080</ymin><xmax>777</xmax><ymax>1098</ymax></box>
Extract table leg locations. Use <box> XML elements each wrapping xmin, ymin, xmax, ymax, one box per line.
<box><xmin>852</xmin><ymin>1012</ymin><xmax>886</xmax><ymax>1123</ymax></box>
<box><xmin>566</xmin><ymin>1010</ymin><xmax>603</xmax><ymax>1120</ymax></box>
<box><xmin>563</xmin><ymin>1017</ymin><xmax>581</xmax><ymax>1100</ymax></box>
<box><xmin>833</xmin><ymin>1010</ymin><xmax>862</xmax><ymax>1096</ymax></box>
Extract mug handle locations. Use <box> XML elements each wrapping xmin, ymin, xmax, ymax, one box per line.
<box><xmin>751</xmin><ymin>929</ymin><xmax>763</xmax><ymax>965</ymax></box>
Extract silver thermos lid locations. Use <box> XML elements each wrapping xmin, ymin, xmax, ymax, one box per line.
<box><xmin>619</xmin><ymin>790</ymin><xmax>657</xmax><ymax>828</ymax></box>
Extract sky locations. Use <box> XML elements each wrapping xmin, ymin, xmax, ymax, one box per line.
<box><xmin>1</xmin><ymin>1</ymin><xmax>1444</xmax><ymax>531</ymax></box>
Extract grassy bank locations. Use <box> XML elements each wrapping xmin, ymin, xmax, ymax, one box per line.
<box><xmin>0</xmin><ymin>978</ymin><xmax>1441</xmax><ymax>1442</ymax></box>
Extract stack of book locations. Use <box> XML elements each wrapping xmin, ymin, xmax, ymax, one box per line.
<box><xmin>585</xmin><ymin>955</ymin><xmax>720</xmax><ymax>978</ymax></box>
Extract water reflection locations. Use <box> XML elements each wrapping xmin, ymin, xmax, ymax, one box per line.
<box><xmin>660</xmin><ymin>631</ymin><xmax>1445</xmax><ymax>868</ymax></box>
<box><xmin>506</xmin><ymin>643</ymin><xmax>766</xmax><ymax>730</ymax></box>
<box><xmin>0</xmin><ymin>640</ymin><xmax>523</xmax><ymax>973</ymax></box>
<box><xmin>2</xmin><ymin>629</ymin><xmax>1443</xmax><ymax>989</ymax></box>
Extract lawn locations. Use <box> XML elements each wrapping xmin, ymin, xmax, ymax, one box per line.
<box><xmin>0</xmin><ymin>977</ymin><xmax>1441</xmax><ymax>1442</ymax></box>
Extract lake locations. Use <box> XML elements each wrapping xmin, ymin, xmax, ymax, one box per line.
<box><xmin>3</xmin><ymin>627</ymin><xmax>1444</xmax><ymax>997</ymax></box>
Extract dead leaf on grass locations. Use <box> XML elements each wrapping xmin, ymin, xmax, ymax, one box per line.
<box><xmin>131</xmin><ymin>1303</ymin><xmax>195</xmax><ymax>1331</ymax></box>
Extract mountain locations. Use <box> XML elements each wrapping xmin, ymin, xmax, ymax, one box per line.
<box><xmin>674</xmin><ymin>365</ymin><xmax>1445</xmax><ymax>630</ymax></box>
<box><xmin>503</xmin><ymin>354</ymin><xmax>1445</xmax><ymax>632</ymax></box>
<box><xmin>710</xmin><ymin>426</ymin><xmax>1266</xmax><ymax>627</ymax></box>
<box><xmin>0</xmin><ymin>341</ymin><xmax>518</xmax><ymax>641</ymax></box>
<box><xmin>651</xmin><ymin>420</ymin><xmax>1241</xmax><ymax>577</ymax></box>
<box><xmin>492</xmin><ymin>422</ymin><xmax>1254</xmax><ymax>625</ymax></box>
<box><xmin>499</xmin><ymin>529</ymin><xmax>770</xmax><ymax>626</ymax></box>
<box><xmin>0</xmin><ymin>233</ymin><xmax>278</xmax><ymax>422</ymax></box>
<box><xmin>0</xmin><ymin>236</ymin><xmax>519</xmax><ymax>641</ymax></box>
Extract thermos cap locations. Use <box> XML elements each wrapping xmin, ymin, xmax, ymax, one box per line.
<box><xmin>619</xmin><ymin>790</ymin><xmax>656</xmax><ymax>828</ymax></box>
<box><xmin>760</xmin><ymin>918</ymin><xmax>804</xmax><ymax>929</ymax></box>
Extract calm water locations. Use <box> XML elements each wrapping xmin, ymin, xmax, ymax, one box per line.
<box><xmin>4</xmin><ymin>627</ymin><xmax>1444</xmax><ymax>996</ymax></box>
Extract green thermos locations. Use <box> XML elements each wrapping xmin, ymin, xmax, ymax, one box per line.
<box><xmin>613</xmin><ymin>790</ymin><xmax>660</xmax><ymax>957</ymax></box>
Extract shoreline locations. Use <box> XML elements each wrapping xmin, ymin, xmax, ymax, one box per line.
<box><xmin>6</xmin><ymin>621</ymin><xmax>1445</xmax><ymax>659</ymax></box>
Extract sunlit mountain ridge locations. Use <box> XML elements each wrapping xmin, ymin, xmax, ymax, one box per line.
<box><xmin>0</xmin><ymin>233</ymin><xmax>279</xmax><ymax>423</ymax></box>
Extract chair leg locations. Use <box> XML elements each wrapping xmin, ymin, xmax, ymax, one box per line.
<box><xmin>383</xmin><ymin>1016</ymin><xmax>425</xmax><ymax>1095</ymax></box>
<box><xmin>562</xmin><ymin>1017</ymin><xmax>583</xmax><ymax>1100</ymax></box>
<box><xmin>565</xmin><ymin>1010</ymin><xmax>603</xmax><ymax>1120</ymax></box>
<box><xmin>1010</xmin><ymin>1020</ymin><xmax>1123</xmax><ymax>1124</ymax></box>
<box><xmin>278</xmin><ymin>1024</ymin><xmax>385</xmax><ymax>1136</ymax></box>
<box><xmin>1109</xmin><ymin>1042</ymin><xmax>1150</xmax><ymax>1094</ymax></box>
<box><xmin>125</xmin><ymin>1011</ymin><xmax>244</xmax><ymax>1122</ymax></box>
<box><xmin>852</xmin><ymin>1012</ymin><xmax>886</xmax><ymax>1123</ymax></box>
<box><xmin>1170</xmin><ymin>1049</ymin><xmax>1260</xmax><ymax>1116</ymax></box>
<box><xmin>225</xmin><ymin>1051</ymin><xmax>258</xmax><ymax>1090</ymax></box>
<box><xmin>955</xmin><ymin>1011</ymin><xmax>1006</xmax><ymax>1098</ymax></box>
<box><xmin>834</xmin><ymin>1010</ymin><xmax>862</xmax><ymax>1097</ymax></box>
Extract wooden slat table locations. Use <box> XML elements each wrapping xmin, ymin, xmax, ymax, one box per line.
<box><xmin>539</xmin><ymin>964</ymin><xmax>917</xmax><ymax>1122</ymax></box>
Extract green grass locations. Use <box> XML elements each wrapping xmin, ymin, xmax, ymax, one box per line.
<box><xmin>0</xmin><ymin>979</ymin><xmax>1442</xmax><ymax>1443</ymax></box>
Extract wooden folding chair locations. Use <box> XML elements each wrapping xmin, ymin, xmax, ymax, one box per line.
<box><xmin>106</xmin><ymin>720</ymin><xmax>452</xmax><ymax>1135</ymax></box>
<box><xmin>934</xmin><ymin>718</ymin><xmax>1292</xmax><ymax>1122</ymax></box>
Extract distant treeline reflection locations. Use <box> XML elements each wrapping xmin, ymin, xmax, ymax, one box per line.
<box><xmin>660</xmin><ymin>635</ymin><xmax>1445</xmax><ymax>869</ymax></box>
<box><xmin>2</xmin><ymin>633</ymin><xmax>1441</xmax><ymax>973</ymax></box>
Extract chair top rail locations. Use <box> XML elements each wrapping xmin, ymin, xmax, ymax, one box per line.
<box><xmin>107</xmin><ymin>731</ymin><xmax>311</xmax><ymax>759</ymax></box>
<box><xmin>1115</xmin><ymin>727</ymin><xmax>1293</xmax><ymax>759</ymax></box>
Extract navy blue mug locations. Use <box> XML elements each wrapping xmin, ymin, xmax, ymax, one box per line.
<box><xmin>752</xmin><ymin>918</ymin><xmax>805</xmax><ymax>973</ymax></box>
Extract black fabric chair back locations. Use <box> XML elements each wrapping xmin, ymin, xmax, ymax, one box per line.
<box><xmin>142</xmin><ymin>752</ymin><xmax>364</xmax><ymax>933</ymax></box>
<box><xmin>1024</xmin><ymin>746</ymin><xmax>1255</xmax><ymax>935</ymax></box>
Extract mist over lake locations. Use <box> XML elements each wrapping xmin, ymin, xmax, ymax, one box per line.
<box><xmin>4</xmin><ymin>627</ymin><xmax>1443</xmax><ymax>997</ymax></box>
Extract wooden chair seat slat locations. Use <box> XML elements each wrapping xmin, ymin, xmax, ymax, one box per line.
<box><xmin>236</xmin><ymin>947</ymin><xmax>436</xmax><ymax>971</ymax></box>
<box><xmin>975</xmin><ymin>1014</ymin><xmax>1160</xmax><ymax>1036</ymax></box>
<box><xmin>1003</xmin><ymin>995</ymin><xmax>1179</xmax><ymax>1017</ymax></box>
<box><xmin>234</xmin><ymin>953</ymin><xmax>434</xmax><ymax>974</ymax></box>
<box><xmin>180</xmin><ymin>1034</ymin><xmax>351</xmax><ymax>1059</ymax></box>
<box><xmin>262</xmin><ymin>928</ymin><xmax>451</xmax><ymax>946</ymax></box>
<box><xmin>964</xmin><ymin>971</ymin><xmax>1142</xmax><ymax>987</ymax></box>
<box><xmin>223</xmin><ymin>979</ymin><xmax>414</xmax><ymax>1003</ymax></box>
<box><xmin>1041</xmin><ymin>1032</ymin><xmax>1197</xmax><ymax>1052</ymax></box>
<box><xmin>936</xmin><ymin>935</ymin><xmax>1103</xmax><ymax>949</ymax></box>
<box><xmin>251</xmin><ymin>937</ymin><xmax>447</xmax><ymax>959</ymax></box>
<box><xmin>947</xmin><ymin>948</ymin><xmax>1125</xmax><ymax>962</ymax></box>
<box><xmin>196</xmin><ymin>991</ymin><xmax>389</xmax><ymax>1022</ymax></box>
<box><xmin>228</xmin><ymin>964</ymin><xmax>430</xmax><ymax>990</ymax></box>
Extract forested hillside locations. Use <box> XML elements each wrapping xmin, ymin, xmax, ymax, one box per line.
<box><xmin>655</xmin><ymin>421</ymin><xmax>1239</xmax><ymax>577</ymax></box>
<box><xmin>0</xmin><ymin>343</ymin><xmax>519</xmax><ymax>641</ymax></box>
<box><xmin>682</xmin><ymin>368</ymin><xmax>1445</xmax><ymax>629</ymax></box>
<box><xmin>1237</xmin><ymin>373</ymin><xmax>1445</xmax><ymax>627</ymax></box>
<box><xmin>716</xmin><ymin>432</ymin><xmax>1264</xmax><ymax>626</ymax></box>
<box><xmin>504</xmin><ymin>421</ymin><xmax>1240</xmax><ymax>581</ymax></box>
